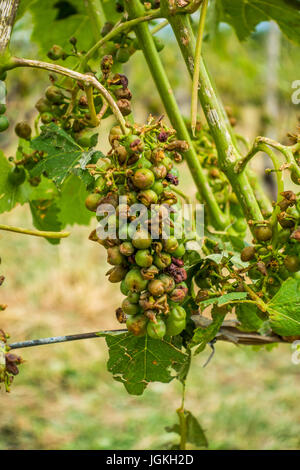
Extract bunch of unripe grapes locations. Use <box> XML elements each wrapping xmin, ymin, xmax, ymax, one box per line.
<box><xmin>86</xmin><ymin>122</ymin><xmax>190</xmax><ymax>339</ymax></box>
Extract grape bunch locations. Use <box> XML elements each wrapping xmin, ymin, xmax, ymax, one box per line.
<box><xmin>86</xmin><ymin>119</ymin><xmax>191</xmax><ymax>339</ymax></box>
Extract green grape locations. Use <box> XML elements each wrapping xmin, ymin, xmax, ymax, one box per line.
<box><xmin>147</xmin><ymin>318</ymin><xmax>166</xmax><ymax>339</ymax></box>
<box><xmin>8</xmin><ymin>167</ymin><xmax>26</xmax><ymax>186</ymax></box>
<box><xmin>135</xmin><ymin>249</ymin><xmax>153</xmax><ymax>268</ymax></box>
<box><xmin>0</xmin><ymin>115</ymin><xmax>9</xmax><ymax>132</ymax></box>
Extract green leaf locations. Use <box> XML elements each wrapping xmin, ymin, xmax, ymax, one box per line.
<box><xmin>58</xmin><ymin>174</ymin><xmax>93</xmax><ymax>227</ymax></box>
<box><xmin>16</xmin><ymin>0</ymin><xmax>36</xmax><ymax>20</ymax></box>
<box><xmin>31</xmin><ymin>124</ymin><xmax>96</xmax><ymax>185</ymax></box>
<box><xmin>166</xmin><ymin>409</ymin><xmax>208</xmax><ymax>449</ymax></box>
<box><xmin>236</xmin><ymin>303</ymin><xmax>263</xmax><ymax>332</ymax></box>
<box><xmin>268</xmin><ymin>278</ymin><xmax>300</xmax><ymax>336</ymax></box>
<box><xmin>204</xmin><ymin>252</ymin><xmax>228</xmax><ymax>264</ymax></box>
<box><xmin>28</xmin><ymin>0</ymin><xmax>95</xmax><ymax>56</ymax></box>
<box><xmin>191</xmin><ymin>306</ymin><xmax>226</xmax><ymax>354</ymax></box>
<box><xmin>100</xmin><ymin>332</ymin><xmax>189</xmax><ymax>396</ymax></box>
<box><xmin>30</xmin><ymin>199</ymin><xmax>62</xmax><ymax>245</ymax></box>
<box><xmin>0</xmin><ymin>152</ymin><xmax>56</xmax><ymax>213</ymax></box>
<box><xmin>216</xmin><ymin>0</ymin><xmax>300</xmax><ymax>45</ymax></box>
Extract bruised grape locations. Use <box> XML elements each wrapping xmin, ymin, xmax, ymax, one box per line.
<box><xmin>284</xmin><ymin>255</ymin><xmax>300</xmax><ymax>273</ymax></box>
<box><xmin>117</xmin><ymin>99</ymin><xmax>132</xmax><ymax>116</ymax></box>
<box><xmin>126</xmin><ymin>313</ymin><xmax>147</xmax><ymax>337</ymax></box>
<box><xmin>138</xmin><ymin>189</ymin><xmax>158</xmax><ymax>206</ymax></box>
<box><xmin>132</xmin><ymin>168</ymin><xmax>155</xmax><ymax>190</ymax></box>
<box><xmin>109</xmin><ymin>125</ymin><xmax>123</xmax><ymax>145</ymax></box>
<box><xmin>151</xmin><ymin>164</ymin><xmax>167</xmax><ymax>180</ymax></box>
<box><xmin>85</xmin><ymin>193</ymin><xmax>102</xmax><ymax>212</ymax></box>
<box><xmin>40</xmin><ymin>112</ymin><xmax>54</xmax><ymax>124</ymax></box>
<box><xmin>45</xmin><ymin>86</ymin><xmax>64</xmax><ymax>104</ymax></box>
<box><xmin>241</xmin><ymin>246</ymin><xmax>256</xmax><ymax>262</ymax></box>
<box><xmin>124</xmin><ymin>268</ymin><xmax>148</xmax><ymax>292</ymax></box>
<box><xmin>47</xmin><ymin>45</ymin><xmax>65</xmax><ymax>60</ymax></box>
<box><xmin>15</xmin><ymin>121</ymin><xmax>31</xmax><ymax>140</ymax></box>
<box><xmin>148</xmin><ymin>279</ymin><xmax>165</xmax><ymax>297</ymax></box>
<box><xmin>254</xmin><ymin>225</ymin><xmax>273</xmax><ymax>242</ymax></box>
<box><xmin>119</xmin><ymin>241</ymin><xmax>135</xmax><ymax>257</ymax></box>
<box><xmin>158</xmin><ymin>273</ymin><xmax>175</xmax><ymax>293</ymax></box>
<box><xmin>163</xmin><ymin>237</ymin><xmax>179</xmax><ymax>253</ymax></box>
<box><xmin>108</xmin><ymin>266</ymin><xmax>127</xmax><ymax>283</ymax></box>
<box><xmin>107</xmin><ymin>246</ymin><xmax>125</xmax><ymax>266</ymax></box>
<box><xmin>154</xmin><ymin>252</ymin><xmax>171</xmax><ymax>269</ymax></box>
<box><xmin>291</xmin><ymin>170</ymin><xmax>300</xmax><ymax>185</ymax></box>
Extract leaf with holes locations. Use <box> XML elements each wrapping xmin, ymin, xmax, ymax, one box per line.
<box><xmin>30</xmin><ymin>123</ymin><xmax>97</xmax><ymax>185</ymax></box>
<box><xmin>99</xmin><ymin>332</ymin><xmax>189</xmax><ymax>396</ymax></box>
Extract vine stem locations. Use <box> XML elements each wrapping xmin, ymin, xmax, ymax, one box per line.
<box><xmin>0</xmin><ymin>224</ymin><xmax>70</xmax><ymax>239</ymax></box>
<box><xmin>85</xmin><ymin>0</ymin><xmax>106</xmax><ymax>40</ymax></box>
<box><xmin>0</xmin><ymin>0</ymin><xmax>20</xmax><ymax>54</ymax></box>
<box><xmin>3</xmin><ymin>56</ymin><xmax>128</xmax><ymax>134</ymax></box>
<box><xmin>191</xmin><ymin>0</ymin><xmax>208</xmax><ymax>136</ymax></box>
<box><xmin>162</xmin><ymin>5</ymin><xmax>263</xmax><ymax>224</ymax></box>
<box><xmin>125</xmin><ymin>0</ymin><xmax>228</xmax><ymax>230</ymax></box>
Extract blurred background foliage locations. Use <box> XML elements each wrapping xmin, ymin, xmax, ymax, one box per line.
<box><xmin>0</xmin><ymin>9</ymin><xmax>300</xmax><ymax>450</ymax></box>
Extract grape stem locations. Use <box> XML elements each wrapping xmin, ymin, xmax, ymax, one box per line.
<box><xmin>3</xmin><ymin>56</ymin><xmax>129</xmax><ymax>134</ymax></box>
<box><xmin>235</xmin><ymin>136</ymin><xmax>300</xmax><ymax>180</ymax></box>
<box><xmin>162</xmin><ymin>7</ymin><xmax>263</xmax><ymax>224</ymax></box>
<box><xmin>0</xmin><ymin>224</ymin><xmax>70</xmax><ymax>239</ymax></box>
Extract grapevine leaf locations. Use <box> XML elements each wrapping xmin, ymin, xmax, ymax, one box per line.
<box><xmin>0</xmin><ymin>151</ymin><xmax>20</xmax><ymax>213</ymax></box>
<box><xmin>30</xmin><ymin>124</ymin><xmax>97</xmax><ymax>185</ymax></box>
<box><xmin>268</xmin><ymin>278</ymin><xmax>300</xmax><ymax>336</ymax></box>
<box><xmin>236</xmin><ymin>303</ymin><xmax>263</xmax><ymax>332</ymax></box>
<box><xmin>30</xmin><ymin>199</ymin><xmax>62</xmax><ymax>245</ymax></box>
<box><xmin>204</xmin><ymin>252</ymin><xmax>228</xmax><ymax>264</ymax></box>
<box><xmin>0</xmin><ymin>151</ymin><xmax>56</xmax><ymax>213</ymax></box>
<box><xmin>166</xmin><ymin>409</ymin><xmax>208</xmax><ymax>449</ymax></box>
<box><xmin>191</xmin><ymin>307</ymin><xmax>226</xmax><ymax>354</ymax></box>
<box><xmin>216</xmin><ymin>0</ymin><xmax>300</xmax><ymax>45</ymax></box>
<box><xmin>58</xmin><ymin>174</ymin><xmax>93</xmax><ymax>227</ymax></box>
<box><xmin>100</xmin><ymin>332</ymin><xmax>189</xmax><ymax>396</ymax></box>
<box><xmin>28</xmin><ymin>0</ymin><xmax>95</xmax><ymax>57</ymax></box>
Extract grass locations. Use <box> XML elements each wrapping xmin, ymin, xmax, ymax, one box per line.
<box><xmin>0</xmin><ymin>207</ymin><xmax>299</xmax><ymax>450</ymax></box>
